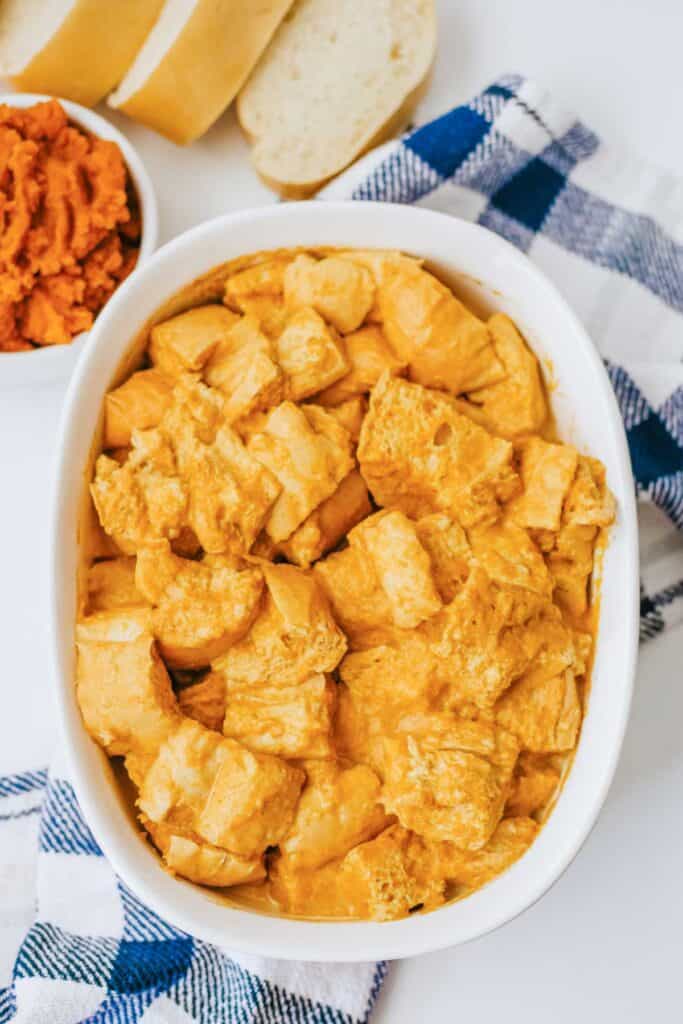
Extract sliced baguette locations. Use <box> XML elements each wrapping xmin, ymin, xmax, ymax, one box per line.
<box><xmin>108</xmin><ymin>0</ymin><xmax>296</xmax><ymax>145</ymax></box>
<box><xmin>237</xmin><ymin>0</ymin><xmax>437</xmax><ymax>197</ymax></box>
<box><xmin>0</xmin><ymin>0</ymin><xmax>164</xmax><ymax>107</ymax></box>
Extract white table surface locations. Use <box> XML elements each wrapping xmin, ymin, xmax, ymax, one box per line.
<box><xmin>2</xmin><ymin>0</ymin><xmax>683</xmax><ymax>1019</ymax></box>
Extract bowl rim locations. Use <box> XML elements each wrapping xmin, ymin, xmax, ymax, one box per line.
<box><xmin>50</xmin><ymin>201</ymin><xmax>639</xmax><ymax>962</ymax></box>
<box><xmin>0</xmin><ymin>91</ymin><xmax>158</xmax><ymax>380</ymax></box>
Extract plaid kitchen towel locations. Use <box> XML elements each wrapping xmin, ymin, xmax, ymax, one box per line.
<box><xmin>2</xmin><ymin>74</ymin><xmax>683</xmax><ymax>1023</ymax></box>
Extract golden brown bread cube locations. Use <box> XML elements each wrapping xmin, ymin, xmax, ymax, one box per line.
<box><xmin>357</xmin><ymin>375</ymin><xmax>519</xmax><ymax>527</ymax></box>
<box><xmin>104</xmin><ymin>369</ymin><xmax>173</xmax><ymax>449</ymax></box>
<box><xmin>223</xmin><ymin>258</ymin><xmax>291</xmax><ymax>338</ymax></box>
<box><xmin>436</xmin><ymin>816</ymin><xmax>539</xmax><ymax>889</ymax></box>
<box><xmin>468</xmin><ymin>522</ymin><xmax>552</xmax><ymax>599</ymax></box>
<box><xmin>376</xmin><ymin>713</ymin><xmax>519</xmax><ymax>848</ymax></box>
<box><xmin>222</xmin><ymin>674</ymin><xmax>336</xmax><ymax>759</ymax></box>
<box><xmin>276</xmin><ymin>306</ymin><xmax>349</xmax><ymax>401</ymax></box>
<box><xmin>177</xmin><ymin>671</ymin><xmax>226</xmax><ymax>732</ymax></box>
<box><xmin>203</xmin><ymin>314</ymin><xmax>283</xmax><ymax>422</ymax></box>
<box><xmin>563</xmin><ymin>455</ymin><xmax>615</xmax><ymax>527</ymax></box>
<box><xmin>76</xmin><ymin>624</ymin><xmax>178</xmax><ymax>757</ymax></box>
<box><xmin>247</xmin><ymin>401</ymin><xmax>354</xmax><ymax>542</ymax></box>
<box><xmin>547</xmin><ymin>523</ymin><xmax>599</xmax><ymax>619</ymax></box>
<box><xmin>276</xmin><ymin>469</ymin><xmax>372</xmax><ymax>569</ymax></box>
<box><xmin>144</xmin><ymin>819</ymin><xmax>266</xmax><ymax>888</ymax></box>
<box><xmin>149</xmin><ymin>305</ymin><xmax>240</xmax><ymax>377</ymax></box>
<box><xmin>138</xmin><ymin>718</ymin><xmax>305</xmax><ymax>860</ymax></box>
<box><xmin>315</xmin><ymin>325</ymin><xmax>405</xmax><ymax>405</ymax></box>
<box><xmin>506</xmin><ymin>436</ymin><xmax>579</xmax><ymax>531</ymax></box>
<box><xmin>214</xmin><ymin>563</ymin><xmax>347</xmax><ymax>687</ymax></box>
<box><xmin>135</xmin><ymin>541</ymin><xmax>264</xmax><ymax>668</ymax></box>
<box><xmin>86</xmin><ymin>558</ymin><xmax>146</xmax><ymax>613</ymax></box>
<box><xmin>323</xmin><ymin>396</ymin><xmax>367</xmax><ymax>444</ymax></box>
<box><xmin>283</xmin><ymin>254</ymin><xmax>375</xmax><ymax>334</ymax></box>
<box><xmin>414</xmin><ymin>514</ymin><xmax>471</xmax><ymax>603</ymax></box>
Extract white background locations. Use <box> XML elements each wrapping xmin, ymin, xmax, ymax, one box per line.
<box><xmin>1</xmin><ymin>0</ymin><xmax>682</xmax><ymax>1020</ymax></box>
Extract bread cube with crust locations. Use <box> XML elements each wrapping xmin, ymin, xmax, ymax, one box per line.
<box><xmin>223</xmin><ymin>258</ymin><xmax>291</xmax><ymax>338</ymax></box>
<box><xmin>377</xmin><ymin>713</ymin><xmax>519</xmax><ymax>848</ymax></box>
<box><xmin>563</xmin><ymin>455</ymin><xmax>615</xmax><ymax>528</ymax></box>
<box><xmin>414</xmin><ymin>514</ymin><xmax>471</xmax><ymax>602</ymax></box>
<box><xmin>203</xmin><ymin>314</ymin><xmax>283</xmax><ymax>422</ymax></box>
<box><xmin>316</xmin><ymin>325</ymin><xmax>405</xmax><ymax>405</ymax></box>
<box><xmin>144</xmin><ymin>819</ymin><xmax>266</xmax><ymax>888</ymax></box>
<box><xmin>506</xmin><ymin>437</ymin><xmax>578</xmax><ymax>531</ymax></box>
<box><xmin>458</xmin><ymin>314</ymin><xmax>548</xmax><ymax>439</ymax></box>
<box><xmin>468</xmin><ymin>522</ymin><xmax>552</xmax><ymax>600</ymax></box>
<box><xmin>223</xmin><ymin>674</ymin><xmax>336</xmax><ymax>759</ymax></box>
<box><xmin>87</xmin><ymin>557</ymin><xmax>146</xmax><ymax>613</ymax></box>
<box><xmin>149</xmin><ymin>305</ymin><xmax>239</xmax><ymax>377</ymax></box>
<box><xmin>436</xmin><ymin>816</ymin><xmax>538</xmax><ymax>889</ymax></box>
<box><xmin>247</xmin><ymin>401</ymin><xmax>354</xmax><ymax>542</ymax></box>
<box><xmin>276</xmin><ymin>307</ymin><xmax>349</xmax><ymax>401</ymax></box>
<box><xmin>283</xmin><ymin>254</ymin><xmax>375</xmax><ymax>334</ymax></box>
<box><xmin>547</xmin><ymin>522</ymin><xmax>599</xmax><ymax>619</ymax></box>
<box><xmin>76</xmin><ymin>620</ymin><xmax>178</xmax><ymax>757</ymax></box>
<box><xmin>104</xmin><ymin>369</ymin><xmax>173</xmax><ymax>449</ymax></box>
<box><xmin>377</xmin><ymin>262</ymin><xmax>505</xmax><ymax>394</ymax></box>
<box><xmin>214</xmin><ymin>563</ymin><xmax>347</xmax><ymax>687</ymax></box>
<box><xmin>177</xmin><ymin>671</ymin><xmax>226</xmax><ymax>732</ymax></box>
<box><xmin>323</xmin><ymin>396</ymin><xmax>367</xmax><ymax>444</ymax></box>
<box><xmin>279</xmin><ymin>760</ymin><xmax>391</xmax><ymax>871</ymax></box>
<box><xmin>277</xmin><ymin>469</ymin><xmax>372</xmax><ymax>568</ymax></box>
<box><xmin>357</xmin><ymin>375</ymin><xmax>519</xmax><ymax>527</ymax></box>
<box><xmin>138</xmin><ymin>718</ymin><xmax>304</xmax><ymax>859</ymax></box>
<box><xmin>135</xmin><ymin>541</ymin><xmax>264</xmax><ymax>668</ymax></box>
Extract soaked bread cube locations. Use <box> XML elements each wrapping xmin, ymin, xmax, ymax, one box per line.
<box><xmin>459</xmin><ymin>314</ymin><xmax>548</xmax><ymax>438</ymax></box>
<box><xmin>138</xmin><ymin>718</ymin><xmax>304</xmax><ymax>860</ymax></box>
<box><xmin>377</xmin><ymin>714</ymin><xmax>518</xmax><ymax>848</ymax></box>
<box><xmin>247</xmin><ymin>401</ymin><xmax>354</xmax><ymax>542</ymax></box>
<box><xmin>563</xmin><ymin>456</ymin><xmax>615</xmax><ymax>527</ymax></box>
<box><xmin>223</xmin><ymin>258</ymin><xmax>291</xmax><ymax>337</ymax></box>
<box><xmin>414</xmin><ymin>514</ymin><xmax>471</xmax><ymax>602</ymax></box>
<box><xmin>203</xmin><ymin>314</ymin><xmax>283</xmax><ymax>422</ymax></box>
<box><xmin>104</xmin><ymin>369</ymin><xmax>173</xmax><ymax>449</ymax></box>
<box><xmin>358</xmin><ymin>375</ymin><xmax>519</xmax><ymax>527</ymax></box>
<box><xmin>149</xmin><ymin>305</ymin><xmax>239</xmax><ymax>377</ymax></box>
<box><xmin>284</xmin><ymin>254</ymin><xmax>375</xmax><ymax>334</ymax></box>
<box><xmin>87</xmin><ymin>557</ymin><xmax>146</xmax><ymax>613</ymax></box>
<box><xmin>468</xmin><ymin>522</ymin><xmax>552</xmax><ymax>599</ymax></box>
<box><xmin>279</xmin><ymin>760</ymin><xmax>391</xmax><ymax>870</ymax></box>
<box><xmin>437</xmin><ymin>816</ymin><xmax>539</xmax><ymax>889</ymax></box>
<box><xmin>339</xmin><ymin>638</ymin><xmax>438</xmax><ymax>730</ymax></box>
<box><xmin>76</xmin><ymin>623</ymin><xmax>178</xmax><ymax>757</ymax></box>
<box><xmin>547</xmin><ymin>523</ymin><xmax>599</xmax><ymax>619</ymax></box>
<box><xmin>177</xmin><ymin>671</ymin><xmax>226</xmax><ymax>732</ymax></box>
<box><xmin>378</xmin><ymin>262</ymin><xmax>505</xmax><ymax>394</ymax></box>
<box><xmin>214</xmin><ymin>563</ymin><xmax>347</xmax><ymax>687</ymax></box>
<box><xmin>277</xmin><ymin>469</ymin><xmax>372</xmax><ymax>568</ymax></box>
<box><xmin>144</xmin><ymin>819</ymin><xmax>266</xmax><ymax>888</ymax></box>
<box><xmin>316</xmin><ymin>325</ymin><xmax>405</xmax><ymax>405</ymax></box>
<box><xmin>223</xmin><ymin>674</ymin><xmax>336</xmax><ymax>759</ymax></box>
<box><xmin>135</xmin><ymin>540</ymin><xmax>264</xmax><ymax>668</ymax></box>
<box><xmin>505</xmin><ymin>753</ymin><xmax>561</xmax><ymax>818</ymax></box>
<box><xmin>276</xmin><ymin>307</ymin><xmax>349</xmax><ymax>401</ymax></box>
<box><xmin>507</xmin><ymin>437</ymin><xmax>578</xmax><ymax>531</ymax></box>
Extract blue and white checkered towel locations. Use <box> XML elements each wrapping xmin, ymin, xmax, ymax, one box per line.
<box><xmin>1</xmin><ymin>74</ymin><xmax>682</xmax><ymax>1023</ymax></box>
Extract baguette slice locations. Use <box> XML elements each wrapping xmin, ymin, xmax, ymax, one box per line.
<box><xmin>237</xmin><ymin>0</ymin><xmax>437</xmax><ymax>197</ymax></box>
<box><xmin>0</xmin><ymin>0</ymin><xmax>165</xmax><ymax>107</ymax></box>
<box><xmin>109</xmin><ymin>0</ymin><xmax>296</xmax><ymax>145</ymax></box>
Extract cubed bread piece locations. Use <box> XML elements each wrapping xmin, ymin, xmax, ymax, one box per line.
<box><xmin>149</xmin><ymin>305</ymin><xmax>240</xmax><ymax>377</ymax></box>
<box><xmin>377</xmin><ymin>714</ymin><xmax>519</xmax><ymax>848</ymax></box>
<box><xmin>276</xmin><ymin>307</ymin><xmax>349</xmax><ymax>401</ymax></box>
<box><xmin>214</xmin><ymin>563</ymin><xmax>347</xmax><ymax>687</ymax></box>
<box><xmin>223</xmin><ymin>258</ymin><xmax>291</xmax><ymax>337</ymax></box>
<box><xmin>203</xmin><ymin>314</ymin><xmax>283</xmax><ymax>422</ymax></box>
<box><xmin>279</xmin><ymin>761</ymin><xmax>391</xmax><ymax>870</ymax></box>
<box><xmin>437</xmin><ymin>817</ymin><xmax>539</xmax><ymax>889</ymax></box>
<box><xmin>563</xmin><ymin>455</ymin><xmax>615</xmax><ymax>527</ymax></box>
<box><xmin>144</xmin><ymin>819</ymin><xmax>266</xmax><ymax>888</ymax></box>
<box><xmin>76</xmin><ymin>625</ymin><xmax>178</xmax><ymax>757</ymax></box>
<box><xmin>138</xmin><ymin>718</ymin><xmax>304</xmax><ymax>860</ymax></box>
<box><xmin>323</xmin><ymin>396</ymin><xmax>367</xmax><ymax>444</ymax></box>
<box><xmin>90</xmin><ymin>430</ymin><xmax>188</xmax><ymax>555</ymax></box>
<box><xmin>135</xmin><ymin>541</ymin><xmax>264</xmax><ymax>668</ymax></box>
<box><xmin>283</xmin><ymin>254</ymin><xmax>375</xmax><ymax>334</ymax></box>
<box><xmin>76</xmin><ymin>606</ymin><xmax>153</xmax><ymax>643</ymax></box>
<box><xmin>104</xmin><ymin>369</ymin><xmax>173</xmax><ymax>449</ymax></box>
<box><xmin>547</xmin><ymin>522</ymin><xmax>599</xmax><ymax>619</ymax></box>
<box><xmin>505</xmin><ymin>753</ymin><xmax>561</xmax><ymax>818</ymax></box>
<box><xmin>87</xmin><ymin>557</ymin><xmax>146</xmax><ymax>613</ymax></box>
<box><xmin>177</xmin><ymin>672</ymin><xmax>226</xmax><ymax>732</ymax></box>
<box><xmin>459</xmin><ymin>314</ymin><xmax>548</xmax><ymax>438</ymax></box>
<box><xmin>271</xmin><ymin>824</ymin><xmax>444</xmax><ymax>922</ymax></box>
<box><xmin>377</xmin><ymin>262</ymin><xmax>505</xmax><ymax>394</ymax></box>
<box><xmin>468</xmin><ymin>522</ymin><xmax>552</xmax><ymax>598</ymax></box>
<box><xmin>414</xmin><ymin>514</ymin><xmax>471</xmax><ymax>602</ymax></box>
<box><xmin>506</xmin><ymin>437</ymin><xmax>579</xmax><ymax>531</ymax></box>
<box><xmin>316</xmin><ymin>325</ymin><xmax>405</xmax><ymax>405</ymax></box>
<box><xmin>223</xmin><ymin>674</ymin><xmax>336</xmax><ymax>759</ymax></box>
<box><xmin>358</xmin><ymin>375</ymin><xmax>519</xmax><ymax>527</ymax></box>
<box><xmin>247</xmin><ymin>401</ymin><xmax>354</xmax><ymax>542</ymax></box>
<box><xmin>277</xmin><ymin>469</ymin><xmax>372</xmax><ymax>568</ymax></box>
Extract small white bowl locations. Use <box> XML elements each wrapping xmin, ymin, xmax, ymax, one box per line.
<box><xmin>0</xmin><ymin>93</ymin><xmax>158</xmax><ymax>387</ymax></box>
<box><xmin>50</xmin><ymin>202</ymin><xmax>639</xmax><ymax>962</ymax></box>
